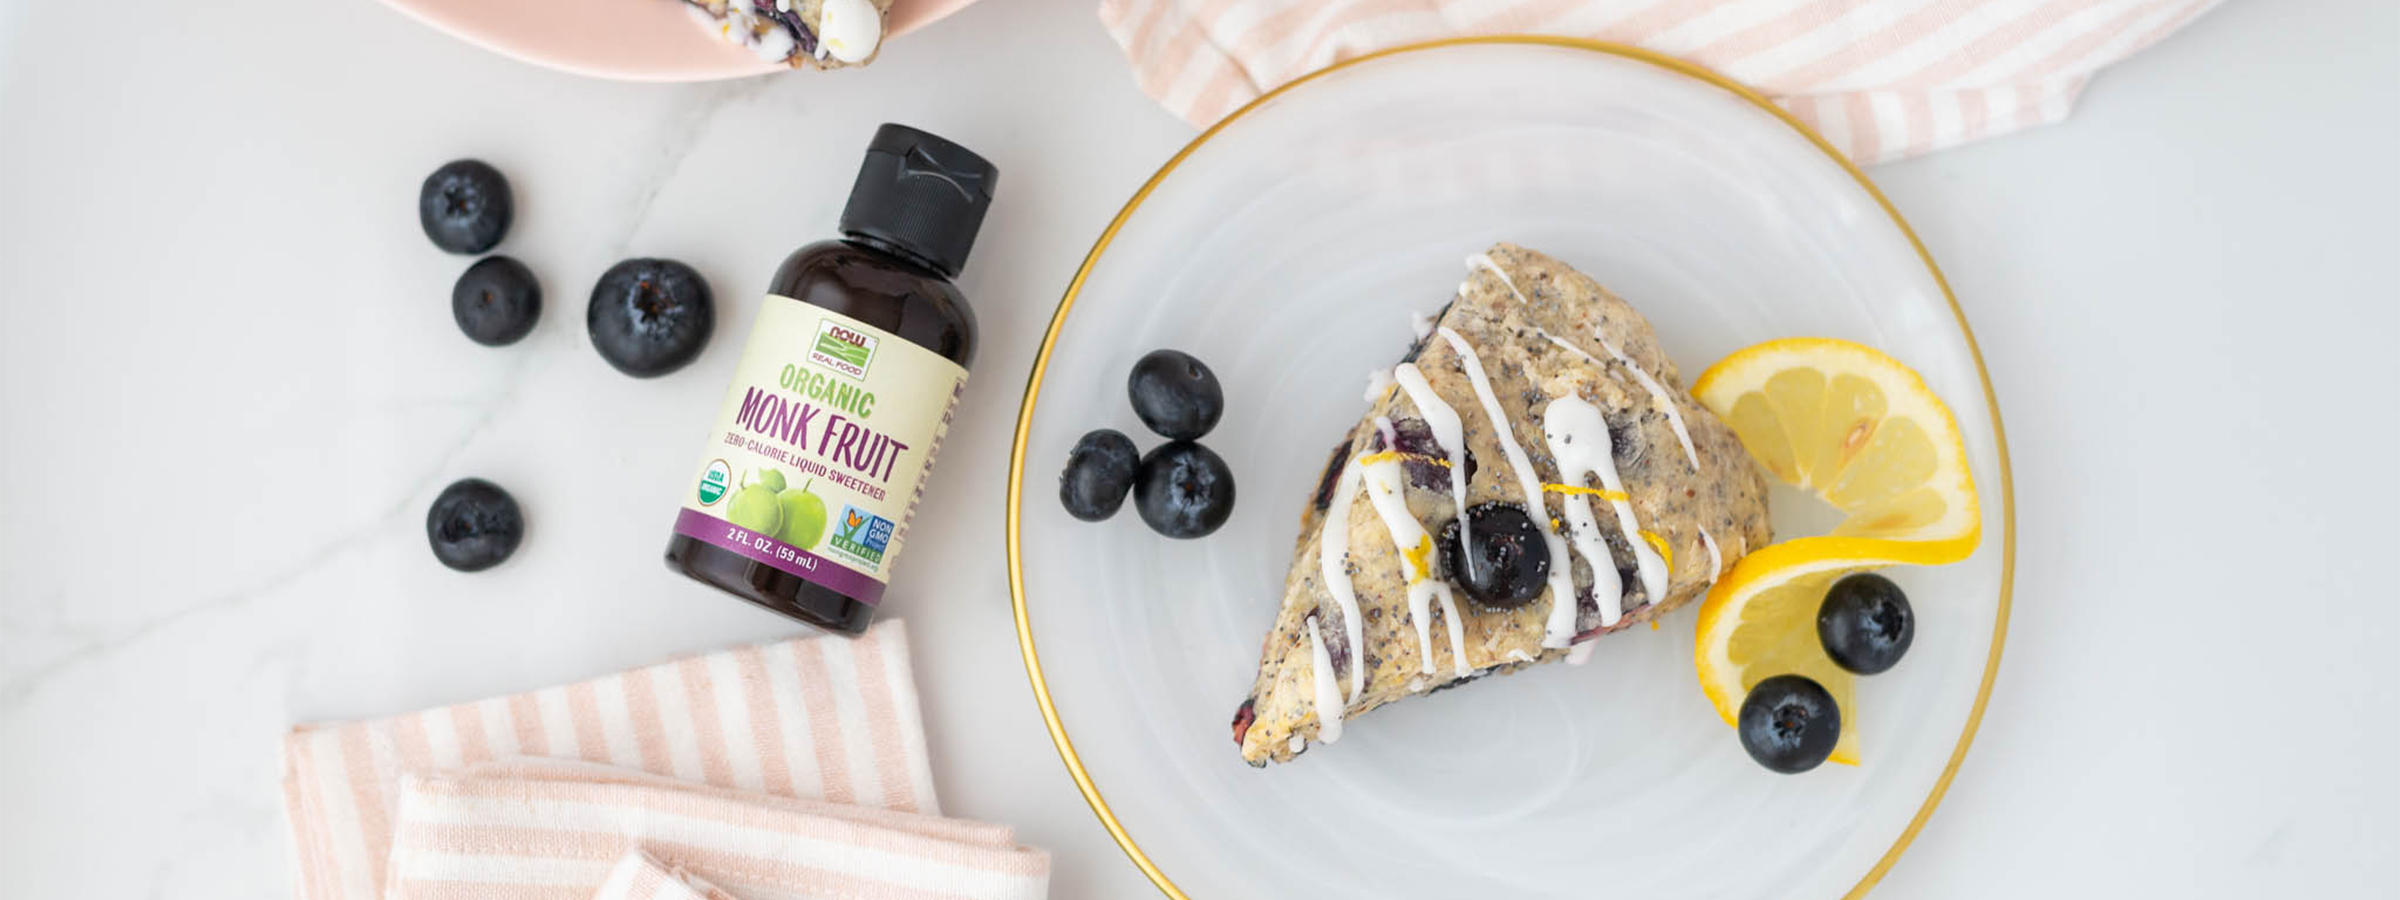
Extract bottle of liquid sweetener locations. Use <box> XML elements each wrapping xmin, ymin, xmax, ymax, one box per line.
<box><xmin>666</xmin><ymin>124</ymin><xmax>994</xmax><ymax>634</ymax></box>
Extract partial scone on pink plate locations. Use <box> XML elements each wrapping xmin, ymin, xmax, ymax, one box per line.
<box><xmin>1233</xmin><ymin>243</ymin><xmax>1773</xmax><ymax>766</ymax></box>
<box><xmin>679</xmin><ymin>0</ymin><xmax>891</xmax><ymax>68</ymax></box>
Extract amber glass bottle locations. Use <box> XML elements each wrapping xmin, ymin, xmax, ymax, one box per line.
<box><xmin>665</xmin><ymin>124</ymin><xmax>995</xmax><ymax>634</ymax></box>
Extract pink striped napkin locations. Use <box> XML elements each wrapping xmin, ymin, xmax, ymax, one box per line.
<box><xmin>282</xmin><ymin>620</ymin><xmax>956</xmax><ymax>900</ymax></box>
<box><xmin>594</xmin><ymin>852</ymin><xmax>741</xmax><ymax>900</ymax></box>
<box><xmin>386</xmin><ymin>761</ymin><xmax>1050</xmax><ymax>900</ymax></box>
<box><xmin>1102</xmin><ymin>0</ymin><xmax>2223</xmax><ymax>163</ymax></box>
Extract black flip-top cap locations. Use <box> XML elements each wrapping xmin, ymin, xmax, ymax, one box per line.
<box><xmin>839</xmin><ymin>124</ymin><xmax>998</xmax><ymax>278</ymax></box>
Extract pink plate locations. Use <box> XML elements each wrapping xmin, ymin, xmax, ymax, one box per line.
<box><xmin>375</xmin><ymin>0</ymin><xmax>978</xmax><ymax>81</ymax></box>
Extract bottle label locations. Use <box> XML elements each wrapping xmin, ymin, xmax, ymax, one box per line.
<box><xmin>674</xmin><ymin>295</ymin><xmax>967</xmax><ymax>606</ymax></box>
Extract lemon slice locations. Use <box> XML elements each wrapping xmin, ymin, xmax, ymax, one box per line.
<box><xmin>1692</xmin><ymin>338</ymin><xmax>1980</xmax><ymax>560</ymax></box>
<box><xmin>1690</xmin><ymin>339</ymin><xmax>1983</xmax><ymax>766</ymax></box>
<box><xmin>1694</xmin><ymin>538</ymin><xmax>1964</xmax><ymax>765</ymax></box>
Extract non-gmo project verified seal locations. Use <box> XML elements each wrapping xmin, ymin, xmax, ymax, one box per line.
<box><xmin>808</xmin><ymin>318</ymin><xmax>878</xmax><ymax>379</ymax></box>
<box><xmin>826</xmin><ymin>504</ymin><xmax>894</xmax><ymax>566</ymax></box>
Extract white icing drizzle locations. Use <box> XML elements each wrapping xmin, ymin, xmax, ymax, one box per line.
<box><xmin>1409</xmin><ymin>310</ymin><xmax>1435</xmax><ymax>339</ymax></box>
<box><xmin>1363</xmin><ymin>367</ymin><xmax>1394</xmax><ymax>403</ymax></box>
<box><xmin>1314</xmin><ymin>461</ymin><xmax>1369</xmax><ymax>699</ymax></box>
<box><xmin>1542</xmin><ymin>396</ymin><xmax>1630</xmax><ymax>631</ymax></box>
<box><xmin>1700</xmin><ymin>527</ymin><xmax>1724</xmax><ymax>583</ymax></box>
<box><xmin>1372</xmin><ymin>415</ymin><xmax>1398</xmax><ymax>450</ymax></box>
<box><xmin>1559</xmin><ymin>396</ymin><xmax>1670</xmax><ymax>611</ymax></box>
<box><xmin>1391</xmin><ymin>363</ymin><xmax>1475</xmax><ymax>581</ymax></box>
<box><xmin>1538</xmin><ymin>328</ymin><xmax>1602</xmax><ymax>367</ymax></box>
<box><xmin>1469</xmin><ymin>253</ymin><xmax>1528</xmax><ymax>303</ymax></box>
<box><xmin>1594</xmin><ymin>331</ymin><xmax>1700</xmax><ymax>471</ymax></box>
<box><xmin>1503</xmin><ymin>648</ymin><xmax>1536</xmax><ymax>664</ymax></box>
<box><xmin>1359</xmin><ymin>455</ymin><xmax>1472</xmax><ymax>678</ymax></box>
<box><xmin>813</xmin><ymin>0</ymin><xmax>883</xmax><ymax>63</ymax></box>
<box><xmin>1435</xmin><ymin>325</ymin><xmax>1580</xmax><ymax>646</ymax></box>
<box><xmin>1305</xmin><ymin>615</ymin><xmax>1343</xmax><ymax>743</ymax></box>
<box><xmin>1540</xmin><ymin>328</ymin><xmax>1701</xmax><ymax>472</ymax></box>
<box><xmin>1564</xmin><ymin>642</ymin><xmax>1598</xmax><ymax>666</ymax></box>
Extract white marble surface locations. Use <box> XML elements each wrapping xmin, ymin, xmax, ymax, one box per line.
<box><xmin>1</xmin><ymin>0</ymin><xmax>2393</xmax><ymax>896</ymax></box>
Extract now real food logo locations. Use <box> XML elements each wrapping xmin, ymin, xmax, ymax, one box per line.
<box><xmin>809</xmin><ymin>318</ymin><xmax>878</xmax><ymax>379</ymax></box>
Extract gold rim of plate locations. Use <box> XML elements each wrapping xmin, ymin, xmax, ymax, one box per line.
<box><xmin>1002</xmin><ymin>35</ymin><xmax>2017</xmax><ymax>900</ymax></box>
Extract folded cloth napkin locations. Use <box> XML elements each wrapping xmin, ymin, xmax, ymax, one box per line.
<box><xmin>283</xmin><ymin>620</ymin><xmax>968</xmax><ymax>900</ymax></box>
<box><xmin>1103</xmin><ymin>0</ymin><xmax>2222</xmax><ymax>162</ymax></box>
<box><xmin>594</xmin><ymin>851</ymin><xmax>742</xmax><ymax>900</ymax></box>
<box><xmin>385</xmin><ymin>760</ymin><xmax>1049</xmax><ymax>899</ymax></box>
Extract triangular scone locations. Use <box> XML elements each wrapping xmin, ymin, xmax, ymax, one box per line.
<box><xmin>1232</xmin><ymin>244</ymin><xmax>1773</xmax><ymax>766</ymax></box>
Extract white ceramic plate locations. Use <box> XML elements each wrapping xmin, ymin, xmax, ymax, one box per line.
<box><xmin>1008</xmin><ymin>39</ymin><xmax>2012</xmax><ymax>900</ymax></box>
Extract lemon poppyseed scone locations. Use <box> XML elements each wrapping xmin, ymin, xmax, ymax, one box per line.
<box><xmin>680</xmin><ymin>0</ymin><xmax>890</xmax><ymax>68</ymax></box>
<box><xmin>1232</xmin><ymin>244</ymin><xmax>1773</xmax><ymax>766</ymax></box>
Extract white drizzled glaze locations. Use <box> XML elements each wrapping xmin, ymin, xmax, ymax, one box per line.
<box><xmin>1469</xmin><ymin>253</ymin><xmax>1528</xmax><ymax>303</ymax></box>
<box><xmin>1565</xmin><ymin>642</ymin><xmax>1597</xmax><ymax>666</ymax></box>
<box><xmin>1539</xmin><ymin>328</ymin><xmax>1701</xmax><ymax>472</ymax></box>
<box><xmin>1391</xmin><ymin>363</ymin><xmax>1475</xmax><ymax>581</ymax></box>
<box><xmin>1552</xmin><ymin>394</ymin><xmax>1670</xmax><ymax>610</ymax></box>
<box><xmin>1542</xmin><ymin>396</ymin><xmax>1630</xmax><ymax>631</ymax></box>
<box><xmin>1410</xmin><ymin>310</ymin><xmax>1435</xmax><ymax>339</ymax></box>
<box><xmin>1504</xmin><ymin>648</ymin><xmax>1536</xmax><ymax>664</ymax></box>
<box><xmin>1314</xmin><ymin>461</ymin><xmax>1368</xmax><ymax>699</ymax></box>
<box><xmin>1700</xmin><ymin>527</ymin><xmax>1724</xmax><ymax>583</ymax></box>
<box><xmin>1372</xmin><ymin>415</ymin><xmax>1399</xmax><ymax>450</ymax></box>
<box><xmin>1305</xmin><ymin>615</ymin><xmax>1343</xmax><ymax>744</ymax></box>
<box><xmin>1594</xmin><ymin>331</ymin><xmax>1700</xmax><ymax>471</ymax></box>
<box><xmin>1363</xmin><ymin>367</ymin><xmax>1394</xmax><ymax>403</ymax></box>
<box><xmin>813</xmin><ymin>0</ymin><xmax>883</xmax><ymax>63</ymax></box>
<box><xmin>1359</xmin><ymin>455</ymin><xmax>1472</xmax><ymax>678</ymax></box>
<box><xmin>1537</xmin><ymin>328</ymin><xmax>1602</xmax><ymax>367</ymax></box>
<box><xmin>1435</xmin><ymin>325</ymin><xmax>1580</xmax><ymax>647</ymax></box>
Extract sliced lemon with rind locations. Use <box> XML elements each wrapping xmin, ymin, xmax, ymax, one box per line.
<box><xmin>1694</xmin><ymin>338</ymin><xmax>1979</xmax><ymax>561</ymax></box>
<box><xmin>1695</xmin><ymin>537</ymin><xmax>1965</xmax><ymax>766</ymax></box>
<box><xmin>1691</xmin><ymin>339</ymin><xmax>1983</xmax><ymax>767</ymax></box>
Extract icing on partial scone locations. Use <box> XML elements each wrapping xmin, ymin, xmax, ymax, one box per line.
<box><xmin>678</xmin><ymin>0</ymin><xmax>889</xmax><ymax>69</ymax></box>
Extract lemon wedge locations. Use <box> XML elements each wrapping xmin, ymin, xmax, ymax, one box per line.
<box><xmin>1689</xmin><ymin>339</ymin><xmax>1982</xmax><ymax>766</ymax></box>
<box><xmin>1693</xmin><ymin>338</ymin><xmax>1979</xmax><ymax>558</ymax></box>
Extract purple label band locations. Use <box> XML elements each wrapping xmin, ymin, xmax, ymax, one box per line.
<box><xmin>674</xmin><ymin>508</ymin><xmax>886</xmax><ymax>606</ymax></box>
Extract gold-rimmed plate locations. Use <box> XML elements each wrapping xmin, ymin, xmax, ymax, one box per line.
<box><xmin>1008</xmin><ymin>38</ymin><xmax>2012</xmax><ymax>900</ymax></box>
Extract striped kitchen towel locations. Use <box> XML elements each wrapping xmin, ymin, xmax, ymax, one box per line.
<box><xmin>281</xmin><ymin>620</ymin><xmax>942</xmax><ymax>900</ymax></box>
<box><xmin>385</xmin><ymin>760</ymin><xmax>1050</xmax><ymax>900</ymax></box>
<box><xmin>592</xmin><ymin>851</ymin><xmax>742</xmax><ymax>900</ymax></box>
<box><xmin>1103</xmin><ymin>0</ymin><xmax>2223</xmax><ymax>163</ymax></box>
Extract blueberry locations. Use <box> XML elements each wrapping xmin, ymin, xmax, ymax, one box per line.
<box><xmin>1738</xmin><ymin>674</ymin><xmax>1840</xmax><ymax>773</ymax></box>
<box><xmin>451</xmin><ymin>256</ymin><xmax>541</xmax><ymax>346</ymax></box>
<box><xmin>1818</xmin><ymin>573</ymin><xmax>1914</xmax><ymax>675</ymax></box>
<box><xmin>1127</xmin><ymin>349</ymin><xmax>1223</xmax><ymax>440</ymax></box>
<box><xmin>1059</xmin><ymin>429</ymin><xmax>1141</xmax><ymax>522</ymax></box>
<box><xmin>588</xmin><ymin>258</ymin><xmax>713</xmax><ymax>377</ymax></box>
<box><xmin>1231</xmin><ymin>697</ymin><xmax>1257</xmax><ymax>746</ymax></box>
<box><xmin>1309</xmin><ymin>436</ymin><xmax>1351</xmax><ymax>513</ymax></box>
<box><xmin>418</xmin><ymin>160</ymin><xmax>512</xmax><ymax>254</ymax></box>
<box><xmin>1439</xmin><ymin>503</ymin><xmax>1550</xmax><ymax>608</ymax></box>
<box><xmin>1133</xmin><ymin>441</ymin><xmax>1235</xmax><ymax>538</ymax></box>
<box><xmin>426</xmin><ymin>478</ymin><xmax>524</xmax><ymax>572</ymax></box>
<box><xmin>1384</xmin><ymin>417</ymin><xmax>1475</xmax><ymax>490</ymax></box>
